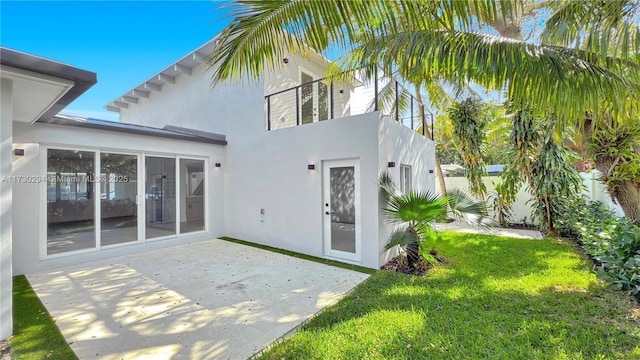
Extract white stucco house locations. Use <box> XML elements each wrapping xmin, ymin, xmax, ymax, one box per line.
<box><xmin>1</xmin><ymin>40</ymin><xmax>435</xmax><ymax>340</ymax></box>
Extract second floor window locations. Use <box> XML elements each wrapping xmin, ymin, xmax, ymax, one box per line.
<box><xmin>400</xmin><ymin>164</ymin><xmax>412</xmax><ymax>194</ymax></box>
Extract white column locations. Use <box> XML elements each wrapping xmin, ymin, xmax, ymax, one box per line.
<box><xmin>0</xmin><ymin>78</ymin><xmax>13</xmax><ymax>340</ymax></box>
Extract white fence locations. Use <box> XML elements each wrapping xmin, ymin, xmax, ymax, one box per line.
<box><xmin>436</xmin><ymin>170</ymin><xmax>625</xmax><ymax>224</ymax></box>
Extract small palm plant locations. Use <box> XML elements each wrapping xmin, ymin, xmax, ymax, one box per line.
<box><xmin>381</xmin><ymin>173</ymin><xmax>489</xmax><ymax>268</ymax></box>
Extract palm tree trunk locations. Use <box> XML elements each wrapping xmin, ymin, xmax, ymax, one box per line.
<box><xmin>610</xmin><ymin>180</ymin><xmax>640</xmax><ymax>225</ymax></box>
<box><xmin>415</xmin><ymin>88</ymin><xmax>447</xmax><ymax>196</ymax></box>
<box><xmin>406</xmin><ymin>225</ymin><xmax>420</xmax><ymax>268</ymax></box>
<box><xmin>544</xmin><ymin>194</ymin><xmax>557</xmax><ymax>236</ymax></box>
<box><xmin>434</xmin><ymin>155</ymin><xmax>447</xmax><ymax>196</ymax></box>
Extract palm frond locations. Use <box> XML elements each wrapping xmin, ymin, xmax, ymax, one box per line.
<box><xmin>336</xmin><ymin>29</ymin><xmax>640</xmax><ymax>124</ymax></box>
<box><xmin>542</xmin><ymin>0</ymin><xmax>640</xmax><ymax>61</ymax></box>
<box><xmin>209</xmin><ymin>0</ymin><xmax>387</xmax><ymax>85</ymax></box>
<box><xmin>210</xmin><ymin>0</ymin><xmax>512</xmax><ymax>85</ymax></box>
<box><xmin>446</xmin><ymin>188</ymin><xmax>492</xmax><ymax>227</ymax></box>
<box><xmin>383</xmin><ymin>190</ymin><xmax>448</xmax><ymax>225</ymax></box>
<box><xmin>384</xmin><ymin>227</ymin><xmax>417</xmax><ymax>252</ymax></box>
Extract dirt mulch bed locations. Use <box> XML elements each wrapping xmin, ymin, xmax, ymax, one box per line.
<box><xmin>381</xmin><ymin>254</ymin><xmax>445</xmax><ymax>276</ymax></box>
<box><xmin>502</xmin><ymin>223</ymin><xmax>539</xmax><ymax>231</ymax></box>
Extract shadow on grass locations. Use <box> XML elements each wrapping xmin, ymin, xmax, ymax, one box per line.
<box><xmin>11</xmin><ymin>275</ymin><xmax>77</xmax><ymax>360</ymax></box>
<box><xmin>258</xmin><ymin>232</ymin><xmax>640</xmax><ymax>360</ymax></box>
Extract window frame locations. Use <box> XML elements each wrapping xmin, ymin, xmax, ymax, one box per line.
<box><xmin>399</xmin><ymin>164</ymin><xmax>412</xmax><ymax>195</ymax></box>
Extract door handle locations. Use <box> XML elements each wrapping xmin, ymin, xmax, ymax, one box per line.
<box><xmin>325</xmin><ymin>211</ymin><xmax>334</xmax><ymax>215</ymax></box>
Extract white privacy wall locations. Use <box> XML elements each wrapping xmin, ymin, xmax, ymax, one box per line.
<box><xmin>437</xmin><ymin>176</ymin><xmax>533</xmax><ymax>223</ymax></box>
<box><xmin>12</xmin><ymin>121</ymin><xmax>225</xmax><ymax>274</ymax></box>
<box><xmin>436</xmin><ymin>171</ymin><xmax>625</xmax><ymax>224</ymax></box>
<box><xmin>378</xmin><ymin>118</ymin><xmax>436</xmax><ymax>265</ymax></box>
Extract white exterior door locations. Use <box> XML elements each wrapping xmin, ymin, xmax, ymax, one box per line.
<box><xmin>322</xmin><ymin>159</ymin><xmax>361</xmax><ymax>261</ymax></box>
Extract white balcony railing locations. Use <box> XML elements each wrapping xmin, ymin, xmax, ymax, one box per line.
<box><xmin>264</xmin><ymin>69</ymin><xmax>434</xmax><ymax>139</ymax></box>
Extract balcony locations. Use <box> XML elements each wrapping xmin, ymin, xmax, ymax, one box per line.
<box><xmin>264</xmin><ymin>71</ymin><xmax>434</xmax><ymax>139</ymax></box>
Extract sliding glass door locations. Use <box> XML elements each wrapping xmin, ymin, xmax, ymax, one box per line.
<box><xmin>47</xmin><ymin>149</ymin><xmax>96</xmax><ymax>255</ymax></box>
<box><xmin>100</xmin><ymin>153</ymin><xmax>138</xmax><ymax>246</ymax></box>
<box><xmin>180</xmin><ymin>159</ymin><xmax>205</xmax><ymax>234</ymax></box>
<box><xmin>45</xmin><ymin>148</ymin><xmax>207</xmax><ymax>256</ymax></box>
<box><xmin>145</xmin><ymin>156</ymin><xmax>176</xmax><ymax>239</ymax></box>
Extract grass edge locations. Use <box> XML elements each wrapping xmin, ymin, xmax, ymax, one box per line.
<box><xmin>218</xmin><ymin>236</ymin><xmax>376</xmax><ymax>275</ymax></box>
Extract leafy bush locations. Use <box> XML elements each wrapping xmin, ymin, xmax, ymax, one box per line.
<box><xmin>557</xmin><ymin>198</ymin><xmax>640</xmax><ymax>300</ymax></box>
<box><xmin>487</xmin><ymin>182</ymin><xmax>515</xmax><ymax>227</ymax></box>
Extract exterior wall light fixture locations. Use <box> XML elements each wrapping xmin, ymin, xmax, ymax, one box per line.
<box><xmin>388</xmin><ymin>161</ymin><xmax>396</xmax><ymax>168</ymax></box>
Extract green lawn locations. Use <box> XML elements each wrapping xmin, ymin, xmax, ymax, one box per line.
<box><xmin>257</xmin><ymin>232</ymin><xmax>640</xmax><ymax>360</ymax></box>
<box><xmin>9</xmin><ymin>275</ymin><xmax>78</xmax><ymax>360</ymax></box>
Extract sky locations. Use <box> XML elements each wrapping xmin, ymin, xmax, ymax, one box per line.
<box><xmin>1</xmin><ymin>1</ymin><xmax>229</xmax><ymax>121</ymax></box>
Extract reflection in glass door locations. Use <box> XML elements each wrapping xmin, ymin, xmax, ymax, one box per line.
<box><xmin>301</xmin><ymin>71</ymin><xmax>330</xmax><ymax>123</ymax></box>
<box><xmin>318</xmin><ymin>81</ymin><xmax>329</xmax><ymax>121</ymax></box>
<box><xmin>322</xmin><ymin>159</ymin><xmax>361</xmax><ymax>261</ymax></box>
<box><xmin>46</xmin><ymin>149</ymin><xmax>96</xmax><ymax>255</ymax></box>
<box><xmin>145</xmin><ymin>156</ymin><xmax>176</xmax><ymax>239</ymax></box>
<box><xmin>301</xmin><ymin>72</ymin><xmax>314</xmax><ymax>124</ymax></box>
<box><xmin>180</xmin><ymin>159</ymin><xmax>205</xmax><ymax>234</ymax></box>
<box><xmin>100</xmin><ymin>153</ymin><xmax>138</xmax><ymax>246</ymax></box>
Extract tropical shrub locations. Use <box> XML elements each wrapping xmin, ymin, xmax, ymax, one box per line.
<box><xmin>448</xmin><ymin>97</ymin><xmax>488</xmax><ymax>200</ymax></box>
<box><xmin>585</xmin><ymin>218</ymin><xmax>640</xmax><ymax>299</ymax></box>
<box><xmin>380</xmin><ymin>173</ymin><xmax>488</xmax><ymax>268</ymax></box>
<box><xmin>528</xmin><ymin>138</ymin><xmax>585</xmax><ymax>234</ymax></box>
<box><xmin>557</xmin><ymin>198</ymin><xmax>640</xmax><ymax>300</ymax></box>
<box><xmin>488</xmin><ymin>182</ymin><xmax>515</xmax><ymax>227</ymax></box>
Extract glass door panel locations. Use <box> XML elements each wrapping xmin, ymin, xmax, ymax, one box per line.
<box><xmin>318</xmin><ymin>81</ymin><xmax>329</xmax><ymax>121</ymax></box>
<box><xmin>100</xmin><ymin>153</ymin><xmax>138</xmax><ymax>246</ymax></box>
<box><xmin>329</xmin><ymin>166</ymin><xmax>356</xmax><ymax>253</ymax></box>
<box><xmin>180</xmin><ymin>159</ymin><xmax>205</xmax><ymax>234</ymax></box>
<box><xmin>145</xmin><ymin>156</ymin><xmax>176</xmax><ymax>239</ymax></box>
<box><xmin>301</xmin><ymin>72</ymin><xmax>314</xmax><ymax>124</ymax></box>
<box><xmin>47</xmin><ymin>149</ymin><xmax>96</xmax><ymax>254</ymax></box>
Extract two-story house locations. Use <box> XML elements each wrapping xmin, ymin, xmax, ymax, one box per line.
<box><xmin>10</xmin><ymin>39</ymin><xmax>436</xmax><ymax>278</ymax></box>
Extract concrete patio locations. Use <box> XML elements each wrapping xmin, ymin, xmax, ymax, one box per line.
<box><xmin>27</xmin><ymin>239</ymin><xmax>370</xmax><ymax>359</ymax></box>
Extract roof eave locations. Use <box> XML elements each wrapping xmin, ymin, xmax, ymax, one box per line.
<box><xmin>105</xmin><ymin>38</ymin><xmax>219</xmax><ymax>112</ymax></box>
<box><xmin>0</xmin><ymin>47</ymin><xmax>97</xmax><ymax>122</ymax></box>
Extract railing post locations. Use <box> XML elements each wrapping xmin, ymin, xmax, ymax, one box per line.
<box><xmin>296</xmin><ymin>87</ymin><xmax>300</xmax><ymax>126</ymax></box>
<box><xmin>330</xmin><ymin>81</ymin><xmax>334</xmax><ymax>119</ymax></box>
<box><xmin>374</xmin><ymin>67</ymin><xmax>379</xmax><ymax>112</ymax></box>
<box><xmin>266</xmin><ymin>96</ymin><xmax>271</xmax><ymax>130</ymax></box>
<box><xmin>395</xmin><ymin>81</ymin><xmax>399</xmax><ymax>121</ymax></box>
<box><xmin>430</xmin><ymin>113</ymin><xmax>434</xmax><ymax>140</ymax></box>
<box><xmin>410</xmin><ymin>96</ymin><xmax>414</xmax><ymax>129</ymax></box>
